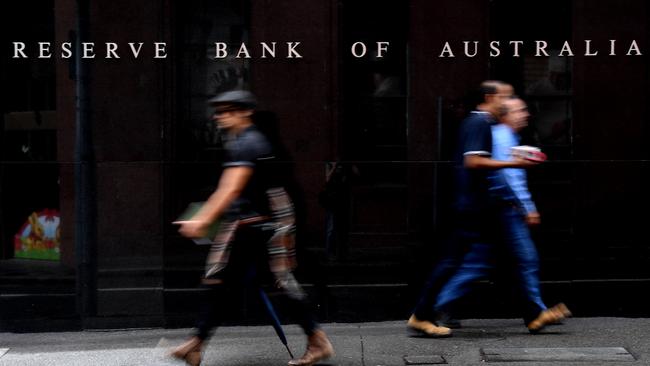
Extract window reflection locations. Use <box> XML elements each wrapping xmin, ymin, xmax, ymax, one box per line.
<box><xmin>525</xmin><ymin>54</ymin><xmax>572</xmax><ymax>146</ymax></box>
<box><xmin>340</xmin><ymin>1</ymin><xmax>408</xmax><ymax>182</ymax></box>
<box><xmin>178</xmin><ymin>0</ymin><xmax>250</xmax><ymax>155</ymax></box>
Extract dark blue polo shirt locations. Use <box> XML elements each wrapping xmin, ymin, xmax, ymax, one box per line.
<box><xmin>454</xmin><ymin>111</ymin><xmax>495</xmax><ymax>212</ymax></box>
<box><xmin>222</xmin><ymin>125</ymin><xmax>276</xmax><ymax>220</ymax></box>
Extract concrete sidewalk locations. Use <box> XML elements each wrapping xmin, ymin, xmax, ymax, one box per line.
<box><xmin>0</xmin><ymin>318</ymin><xmax>648</xmax><ymax>365</ymax></box>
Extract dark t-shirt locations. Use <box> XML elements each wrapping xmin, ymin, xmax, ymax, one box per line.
<box><xmin>222</xmin><ymin>125</ymin><xmax>277</xmax><ymax>220</ymax></box>
<box><xmin>454</xmin><ymin>111</ymin><xmax>495</xmax><ymax>212</ymax></box>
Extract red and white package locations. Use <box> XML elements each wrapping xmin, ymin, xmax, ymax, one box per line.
<box><xmin>511</xmin><ymin>145</ymin><xmax>547</xmax><ymax>162</ymax></box>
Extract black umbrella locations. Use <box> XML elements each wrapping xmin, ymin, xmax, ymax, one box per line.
<box><xmin>245</xmin><ymin>265</ymin><xmax>294</xmax><ymax>359</ymax></box>
<box><xmin>259</xmin><ymin>287</ymin><xmax>295</xmax><ymax>359</ymax></box>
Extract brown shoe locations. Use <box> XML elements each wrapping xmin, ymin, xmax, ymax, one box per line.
<box><xmin>288</xmin><ymin>329</ymin><xmax>334</xmax><ymax>366</ymax></box>
<box><xmin>407</xmin><ymin>315</ymin><xmax>452</xmax><ymax>338</ymax></box>
<box><xmin>170</xmin><ymin>336</ymin><xmax>203</xmax><ymax>366</ymax></box>
<box><xmin>552</xmin><ymin>303</ymin><xmax>572</xmax><ymax>318</ymax></box>
<box><xmin>527</xmin><ymin>303</ymin><xmax>572</xmax><ymax>334</ymax></box>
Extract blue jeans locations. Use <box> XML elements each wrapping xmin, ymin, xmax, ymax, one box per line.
<box><xmin>412</xmin><ymin>209</ymin><xmax>497</xmax><ymax>320</ymax></box>
<box><xmin>500</xmin><ymin>205</ymin><xmax>547</xmax><ymax>320</ymax></box>
<box><xmin>412</xmin><ymin>211</ymin><xmax>480</xmax><ymax>321</ymax></box>
<box><xmin>432</xmin><ymin>205</ymin><xmax>546</xmax><ymax>322</ymax></box>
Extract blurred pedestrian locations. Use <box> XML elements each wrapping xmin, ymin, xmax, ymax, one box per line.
<box><xmin>408</xmin><ymin>81</ymin><xmax>536</xmax><ymax>337</ymax></box>
<box><xmin>489</xmin><ymin>96</ymin><xmax>571</xmax><ymax>332</ymax></box>
<box><xmin>171</xmin><ymin>90</ymin><xmax>334</xmax><ymax>366</ymax></box>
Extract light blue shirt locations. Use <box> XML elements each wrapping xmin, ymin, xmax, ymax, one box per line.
<box><xmin>489</xmin><ymin>123</ymin><xmax>537</xmax><ymax>214</ymax></box>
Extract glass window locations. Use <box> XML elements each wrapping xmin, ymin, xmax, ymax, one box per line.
<box><xmin>176</xmin><ymin>0</ymin><xmax>250</xmax><ymax>162</ymax></box>
<box><xmin>1</xmin><ymin>0</ymin><xmax>60</xmax><ymax>262</ymax></box>
<box><xmin>337</xmin><ymin>0</ymin><xmax>409</xmax><ymax>247</ymax></box>
<box><xmin>340</xmin><ymin>0</ymin><xmax>408</xmax><ymax>179</ymax></box>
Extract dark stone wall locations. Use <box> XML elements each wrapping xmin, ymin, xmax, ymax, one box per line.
<box><xmin>57</xmin><ymin>0</ymin><xmax>174</xmax><ymax>320</ymax></box>
<box><xmin>55</xmin><ymin>0</ymin><xmax>77</xmax><ymax>268</ymax></box>
<box><xmin>42</xmin><ymin>0</ymin><xmax>650</xmax><ymax>327</ymax></box>
<box><xmin>249</xmin><ymin>0</ymin><xmax>339</xmax><ymax>247</ymax></box>
<box><xmin>572</xmin><ymin>0</ymin><xmax>649</xmax><ymax>280</ymax></box>
<box><xmin>408</xmin><ymin>0</ymin><xmax>491</xmax><ymax>241</ymax></box>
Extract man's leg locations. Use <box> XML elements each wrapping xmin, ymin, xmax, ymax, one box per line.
<box><xmin>274</xmin><ymin>271</ymin><xmax>318</xmax><ymax>335</ymax></box>
<box><xmin>273</xmin><ymin>271</ymin><xmax>334</xmax><ymax>366</ymax></box>
<box><xmin>499</xmin><ymin>207</ymin><xmax>571</xmax><ymax>332</ymax></box>
<box><xmin>408</xmin><ymin>253</ymin><xmax>456</xmax><ymax>336</ymax></box>
<box><xmin>193</xmin><ymin>280</ymin><xmax>230</xmax><ymax>340</ymax></box>
<box><xmin>412</xmin><ymin>257</ymin><xmax>461</xmax><ymax>320</ymax></box>
<box><xmin>411</xmin><ymin>212</ymin><xmax>475</xmax><ymax>326</ymax></box>
<box><xmin>171</xmin><ymin>275</ymin><xmax>232</xmax><ymax>365</ymax></box>
<box><xmin>171</xmin><ymin>227</ymin><xmax>252</xmax><ymax>365</ymax></box>
<box><xmin>248</xmin><ymin>222</ymin><xmax>334</xmax><ymax>366</ymax></box>
<box><xmin>500</xmin><ymin>206</ymin><xmax>546</xmax><ymax>323</ymax></box>
<box><xmin>434</xmin><ymin>241</ymin><xmax>493</xmax><ymax>313</ymax></box>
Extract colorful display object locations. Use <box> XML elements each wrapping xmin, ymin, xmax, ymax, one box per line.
<box><xmin>14</xmin><ymin>209</ymin><xmax>61</xmax><ymax>260</ymax></box>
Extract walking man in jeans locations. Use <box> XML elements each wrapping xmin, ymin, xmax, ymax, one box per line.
<box><xmin>489</xmin><ymin>96</ymin><xmax>571</xmax><ymax>332</ymax></box>
<box><xmin>408</xmin><ymin>81</ymin><xmax>544</xmax><ymax>336</ymax></box>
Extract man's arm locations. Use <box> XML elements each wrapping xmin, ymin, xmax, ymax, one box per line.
<box><xmin>178</xmin><ymin>166</ymin><xmax>253</xmax><ymax>238</ymax></box>
<box><xmin>501</xmin><ymin>165</ymin><xmax>541</xmax><ymax>225</ymax></box>
<box><xmin>464</xmin><ymin>154</ymin><xmax>538</xmax><ymax>169</ymax></box>
<box><xmin>462</xmin><ymin>119</ymin><xmax>538</xmax><ymax>170</ymax></box>
<box><xmin>525</xmin><ymin>211</ymin><xmax>541</xmax><ymax>226</ymax></box>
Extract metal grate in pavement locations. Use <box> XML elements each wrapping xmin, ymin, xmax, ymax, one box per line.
<box><xmin>481</xmin><ymin>347</ymin><xmax>635</xmax><ymax>362</ymax></box>
<box><xmin>404</xmin><ymin>355</ymin><xmax>447</xmax><ymax>365</ymax></box>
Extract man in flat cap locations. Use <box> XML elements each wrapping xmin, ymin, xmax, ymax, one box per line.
<box><xmin>172</xmin><ymin>90</ymin><xmax>334</xmax><ymax>366</ymax></box>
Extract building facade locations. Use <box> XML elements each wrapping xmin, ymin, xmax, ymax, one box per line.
<box><xmin>1</xmin><ymin>0</ymin><xmax>648</xmax><ymax>331</ymax></box>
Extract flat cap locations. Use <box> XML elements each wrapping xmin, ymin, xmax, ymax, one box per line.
<box><xmin>208</xmin><ymin>90</ymin><xmax>257</xmax><ymax>109</ymax></box>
